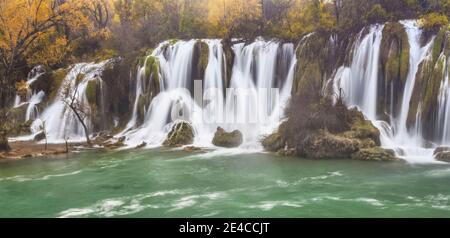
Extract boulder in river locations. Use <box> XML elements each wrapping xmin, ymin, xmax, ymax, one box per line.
<box><xmin>351</xmin><ymin>147</ymin><xmax>399</xmax><ymax>162</ymax></box>
<box><xmin>163</xmin><ymin>121</ymin><xmax>194</xmax><ymax>147</ymax></box>
<box><xmin>433</xmin><ymin>147</ymin><xmax>450</xmax><ymax>162</ymax></box>
<box><xmin>212</xmin><ymin>127</ymin><xmax>243</xmax><ymax>148</ymax></box>
<box><xmin>33</xmin><ymin>131</ymin><xmax>46</xmax><ymax>142</ymax></box>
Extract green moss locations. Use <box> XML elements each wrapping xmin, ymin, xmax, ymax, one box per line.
<box><xmin>197</xmin><ymin>41</ymin><xmax>209</xmax><ymax>76</ymax></box>
<box><xmin>163</xmin><ymin>122</ymin><xmax>194</xmax><ymax>147</ymax></box>
<box><xmin>86</xmin><ymin>80</ymin><xmax>97</xmax><ymax>106</ymax></box>
<box><xmin>168</xmin><ymin>39</ymin><xmax>179</xmax><ymax>45</ymax></box>
<box><xmin>94</xmin><ymin>48</ymin><xmax>118</xmax><ymax>63</ymax></box>
<box><xmin>351</xmin><ymin>148</ymin><xmax>398</xmax><ymax>162</ymax></box>
<box><xmin>48</xmin><ymin>68</ymin><xmax>68</xmax><ymax>102</ymax></box>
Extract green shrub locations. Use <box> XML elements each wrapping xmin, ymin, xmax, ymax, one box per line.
<box><xmin>419</xmin><ymin>13</ymin><xmax>449</xmax><ymax>31</ymax></box>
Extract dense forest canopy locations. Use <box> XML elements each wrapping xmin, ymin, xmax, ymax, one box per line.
<box><xmin>1</xmin><ymin>0</ymin><xmax>450</xmax><ymax>107</ymax></box>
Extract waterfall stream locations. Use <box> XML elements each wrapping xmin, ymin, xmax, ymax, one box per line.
<box><xmin>123</xmin><ymin>39</ymin><xmax>296</xmax><ymax>149</ymax></box>
<box><xmin>27</xmin><ymin>60</ymin><xmax>112</xmax><ymax>143</ymax></box>
<box><xmin>332</xmin><ymin>20</ymin><xmax>440</xmax><ymax>163</ymax></box>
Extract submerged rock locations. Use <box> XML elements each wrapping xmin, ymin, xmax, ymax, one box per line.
<box><xmin>33</xmin><ymin>131</ymin><xmax>46</xmax><ymax>142</ymax></box>
<box><xmin>351</xmin><ymin>148</ymin><xmax>399</xmax><ymax>162</ymax></box>
<box><xmin>136</xmin><ymin>142</ymin><xmax>147</xmax><ymax>149</ymax></box>
<box><xmin>212</xmin><ymin>127</ymin><xmax>243</xmax><ymax>148</ymax></box>
<box><xmin>163</xmin><ymin>121</ymin><xmax>194</xmax><ymax>147</ymax></box>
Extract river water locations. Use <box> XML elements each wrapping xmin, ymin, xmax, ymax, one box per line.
<box><xmin>1</xmin><ymin>149</ymin><xmax>450</xmax><ymax>217</ymax></box>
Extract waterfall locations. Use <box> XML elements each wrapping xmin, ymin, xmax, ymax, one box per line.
<box><xmin>123</xmin><ymin>39</ymin><xmax>296</xmax><ymax>148</ymax></box>
<box><xmin>332</xmin><ymin>20</ymin><xmax>438</xmax><ymax>163</ymax></box>
<box><xmin>437</xmin><ymin>54</ymin><xmax>450</xmax><ymax>144</ymax></box>
<box><xmin>333</xmin><ymin>24</ymin><xmax>384</xmax><ymax>120</ymax></box>
<box><xmin>29</xmin><ymin>60</ymin><xmax>112</xmax><ymax>143</ymax></box>
<box><xmin>13</xmin><ymin>66</ymin><xmax>46</xmax><ymax>121</ymax></box>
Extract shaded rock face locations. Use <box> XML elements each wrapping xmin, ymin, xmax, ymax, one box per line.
<box><xmin>379</xmin><ymin>22</ymin><xmax>410</xmax><ymax>120</ymax></box>
<box><xmin>212</xmin><ymin>127</ymin><xmax>243</xmax><ymax>148</ymax></box>
<box><xmin>192</xmin><ymin>41</ymin><xmax>209</xmax><ymax>83</ymax></box>
<box><xmin>352</xmin><ymin>148</ymin><xmax>398</xmax><ymax>162</ymax></box>
<box><xmin>0</xmin><ymin>131</ymin><xmax>11</xmax><ymax>152</ymax></box>
<box><xmin>407</xmin><ymin>27</ymin><xmax>450</xmax><ymax>141</ymax></box>
<box><xmin>163</xmin><ymin>121</ymin><xmax>195</xmax><ymax>147</ymax></box>
<box><xmin>133</xmin><ymin>55</ymin><xmax>161</xmax><ymax>126</ymax></box>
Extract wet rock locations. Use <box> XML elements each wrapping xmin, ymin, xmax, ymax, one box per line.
<box><xmin>433</xmin><ymin>146</ymin><xmax>450</xmax><ymax>155</ymax></box>
<box><xmin>300</xmin><ymin>131</ymin><xmax>360</xmax><ymax>159</ymax></box>
<box><xmin>163</xmin><ymin>121</ymin><xmax>194</xmax><ymax>147</ymax></box>
<box><xmin>261</xmin><ymin>131</ymin><xmax>285</xmax><ymax>152</ymax></box>
<box><xmin>212</xmin><ymin>127</ymin><xmax>243</xmax><ymax>148</ymax></box>
<box><xmin>434</xmin><ymin>146</ymin><xmax>450</xmax><ymax>162</ymax></box>
<box><xmin>342</xmin><ymin>108</ymin><xmax>381</xmax><ymax>147</ymax></box>
<box><xmin>183</xmin><ymin>146</ymin><xmax>203</xmax><ymax>153</ymax></box>
<box><xmin>136</xmin><ymin>142</ymin><xmax>147</xmax><ymax>149</ymax></box>
<box><xmin>33</xmin><ymin>131</ymin><xmax>46</xmax><ymax>142</ymax></box>
<box><xmin>351</xmin><ymin>148</ymin><xmax>399</xmax><ymax>162</ymax></box>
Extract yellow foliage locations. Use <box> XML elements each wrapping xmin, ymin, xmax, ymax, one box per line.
<box><xmin>0</xmin><ymin>0</ymin><xmax>96</xmax><ymax>68</ymax></box>
<box><xmin>207</xmin><ymin>0</ymin><xmax>262</xmax><ymax>38</ymax></box>
<box><xmin>419</xmin><ymin>12</ymin><xmax>449</xmax><ymax>31</ymax></box>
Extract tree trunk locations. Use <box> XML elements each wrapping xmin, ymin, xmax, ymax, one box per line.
<box><xmin>69</xmin><ymin>105</ymin><xmax>92</xmax><ymax>146</ymax></box>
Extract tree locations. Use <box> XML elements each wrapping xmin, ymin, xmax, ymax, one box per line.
<box><xmin>0</xmin><ymin>0</ymin><xmax>92</xmax><ymax>107</ymax></box>
<box><xmin>207</xmin><ymin>0</ymin><xmax>263</xmax><ymax>39</ymax></box>
<box><xmin>60</xmin><ymin>78</ymin><xmax>92</xmax><ymax>146</ymax></box>
<box><xmin>0</xmin><ymin>108</ymin><xmax>11</xmax><ymax>152</ymax></box>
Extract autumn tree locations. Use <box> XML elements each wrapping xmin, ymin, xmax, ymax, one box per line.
<box><xmin>207</xmin><ymin>0</ymin><xmax>263</xmax><ymax>40</ymax></box>
<box><xmin>0</xmin><ymin>0</ymin><xmax>93</xmax><ymax>107</ymax></box>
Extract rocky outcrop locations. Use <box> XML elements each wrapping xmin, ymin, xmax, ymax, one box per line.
<box><xmin>299</xmin><ymin>130</ymin><xmax>360</xmax><ymax>159</ymax></box>
<box><xmin>262</xmin><ymin>95</ymin><xmax>387</xmax><ymax>161</ymax></box>
<box><xmin>212</xmin><ymin>127</ymin><xmax>243</xmax><ymax>148</ymax></box>
<box><xmin>163</xmin><ymin>121</ymin><xmax>195</xmax><ymax>147</ymax></box>
<box><xmin>409</xmin><ymin>27</ymin><xmax>450</xmax><ymax>141</ymax></box>
<box><xmin>352</xmin><ymin>147</ymin><xmax>398</xmax><ymax>162</ymax></box>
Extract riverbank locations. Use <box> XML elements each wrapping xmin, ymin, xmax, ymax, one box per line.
<box><xmin>0</xmin><ymin>141</ymin><xmax>83</xmax><ymax>161</ymax></box>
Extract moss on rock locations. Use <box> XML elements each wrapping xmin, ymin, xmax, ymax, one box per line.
<box><xmin>351</xmin><ymin>147</ymin><xmax>399</xmax><ymax>162</ymax></box>
<box><xmin>299</xmin><ymin>130</ymin><xmax>360</xmax><ymax>159</ymax></box>
<box><xmin>86</xmin><ymin>80</ymin><xmax>98</xmax><ymax>106</ymax></box>
<box><xmin>163</xmin><ymin>121</ymin><xmax>195</xmax><ymax>147</ymax></box>
<box><xmin>212</xmin><ymin>127</ymin><xmax>243</xmax><ymax>148</ymax></box>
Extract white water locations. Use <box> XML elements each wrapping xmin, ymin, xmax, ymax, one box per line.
<box><xmin>437</xmin><ymin>55</ymin><xmax>450</xmax><ymax>144</ymax></box>
<box><xmin>123</xmin><ymin>39</ymin><xmax>296</xmax><ymax>148</ymax></box>
<box><xmin>332</xmin><ymin>21</ymin><xmax>438</xmax><ymax>163</ymax></box>
<box><xmin>28</xmin><ymin>60</ymin><xmax>112</xmax><ymax>143</ymax></box>
<box><xmin>13</xmin><ymin>66</ymin><xmax>46</xmax><ymax>121</ymax></box>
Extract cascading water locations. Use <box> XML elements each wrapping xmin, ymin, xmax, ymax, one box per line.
<box><xmin>437</xmin><ymin>55</ymin><xmax>450</xmax><ymax>144</ymax></box>
<box><xmin>13</xmin><ymin>66</ymin><xmax>46</xmax><ymax>121</ymax></box>
<box><xmin>123</xmin><ymin>39</ymin><xmax>296</xmax><ymax>148</ymax></box>
<box><xmin>332</xmin><ymin>20</ymin><xmax>437</xmax><ymax>163</ymax></box>
<box><xmin>29</xmin><ymin>60</ymin><xmax>112</xmax><ymax>143</ymax></box>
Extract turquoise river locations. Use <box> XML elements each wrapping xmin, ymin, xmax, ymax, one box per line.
<box><xmin>1</xmin><ymin>149</ymin><xmax>450</xmax><ymax>217</ymax></box>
